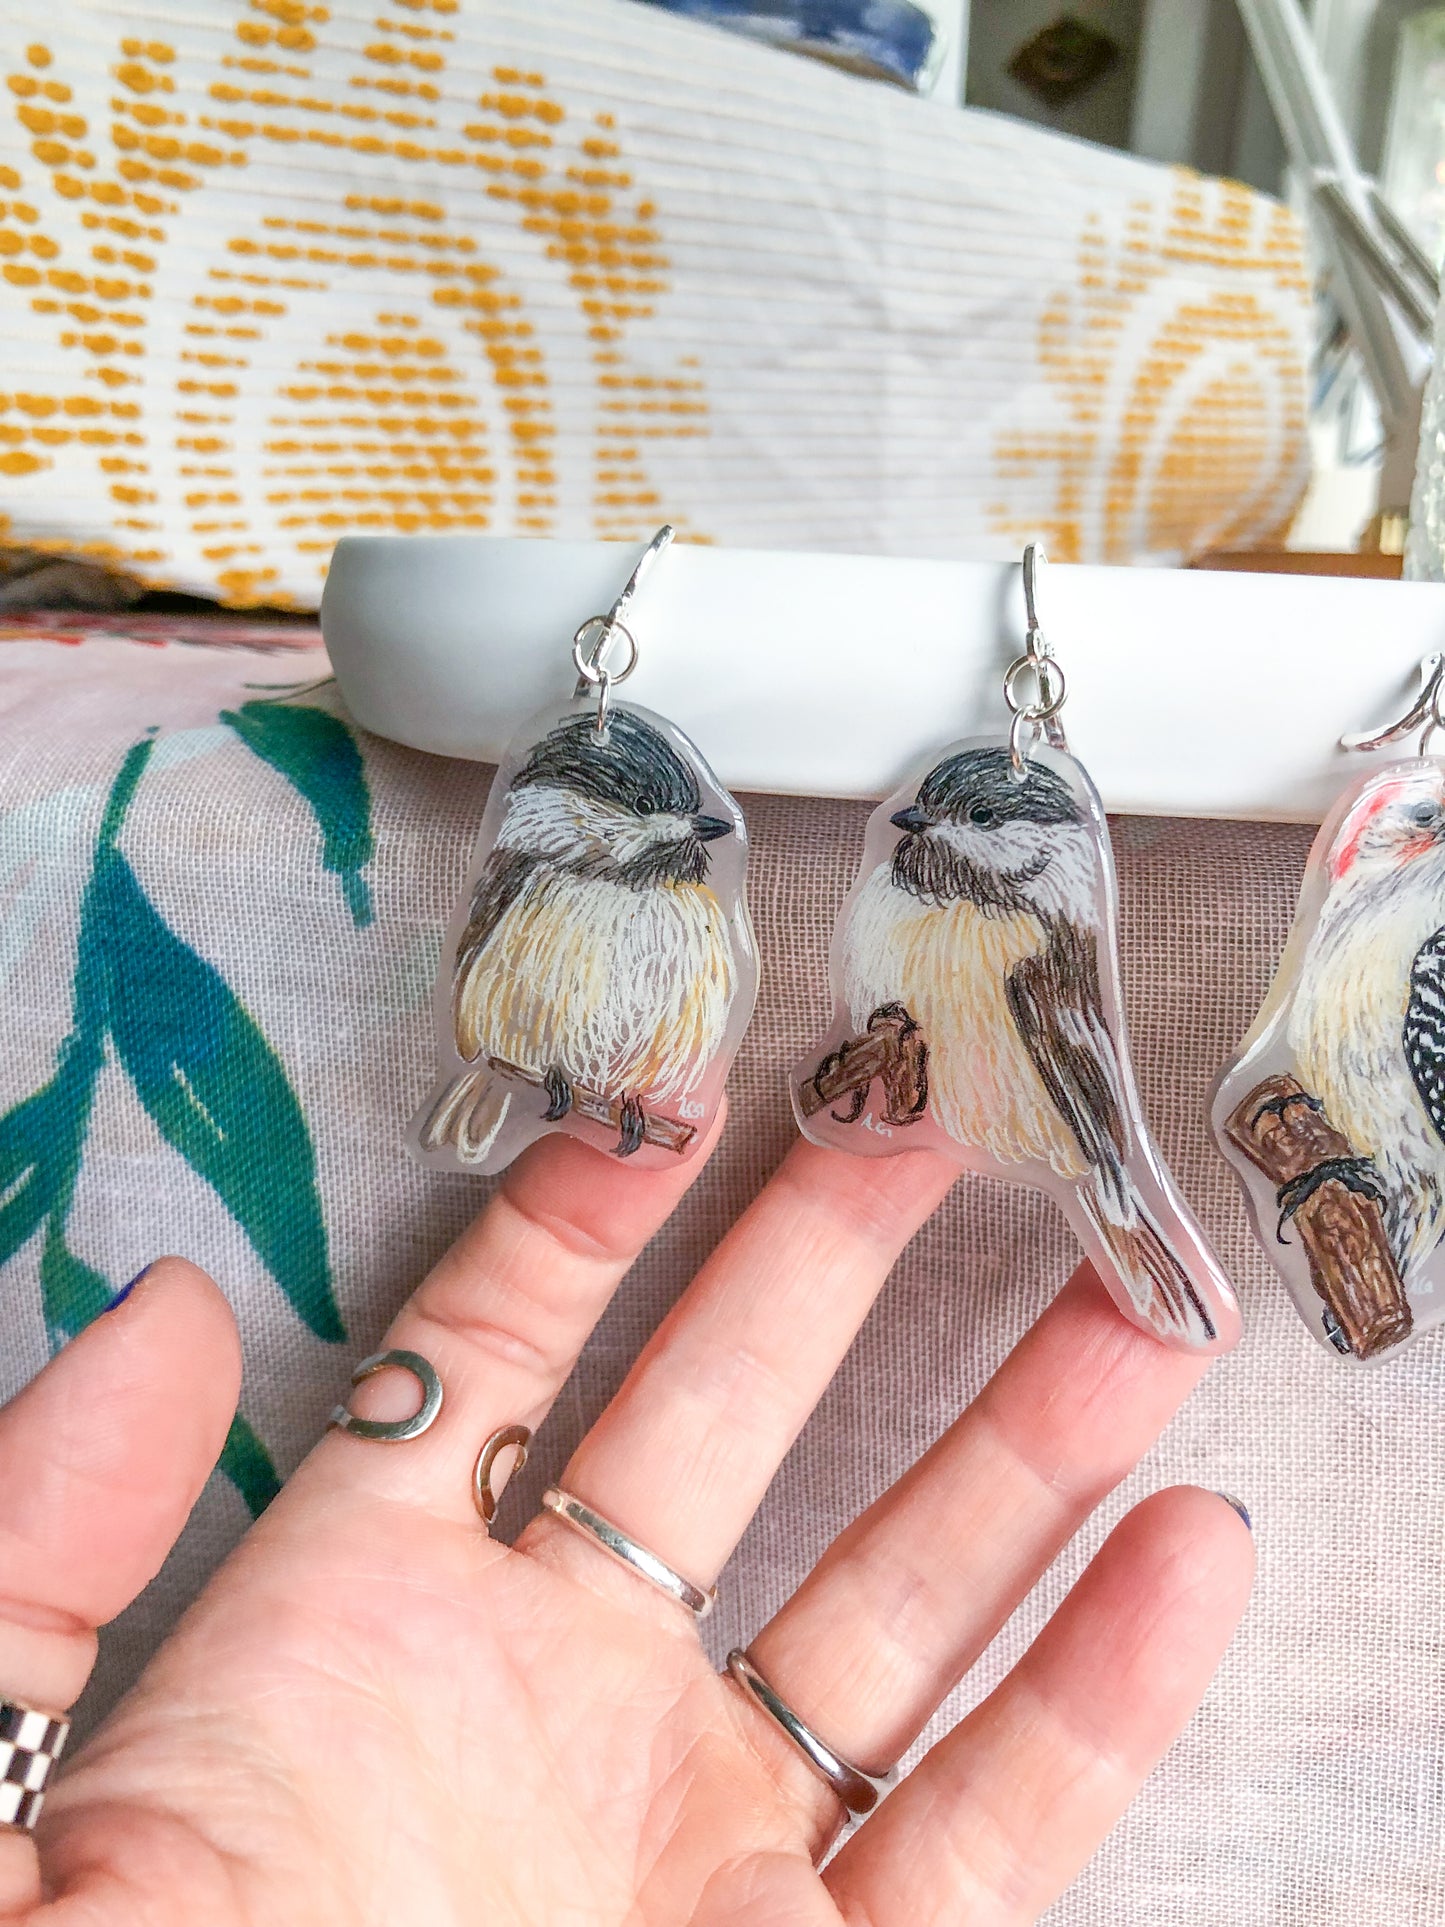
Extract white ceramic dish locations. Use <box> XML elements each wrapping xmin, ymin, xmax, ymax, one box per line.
<box><xmin>321</xmin><ymin>535</ymin><xmax>1445</xmax><ymax>821</ymax></box>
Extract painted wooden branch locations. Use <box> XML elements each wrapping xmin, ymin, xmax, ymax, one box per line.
<box><xmin>1224</xmin><ymin>1072</ymin><xmax>1412</xmax><ymax>1359</ymax></box>
<box><xmin>488</xmin><ymin>1057</ymin><xmax>697</xmax><ymax>1155</ymax></box>
<box><xmin>796</xmin><ymin>1004</ymin><xmax>928</xmax><ymax>1126</ymax></box>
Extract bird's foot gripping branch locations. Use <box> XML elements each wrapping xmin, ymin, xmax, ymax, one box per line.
<box><xmin>1225</xmin><ymin>1074</ymin><xmax>1412</xmax><ymax>1360</ymax></box>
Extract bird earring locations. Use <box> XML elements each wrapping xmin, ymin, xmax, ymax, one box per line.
<box><xmin>411</xmin><ymin>526</ymin><xmax>759</xmax><ymax>1174</ymax></box>
<box><xmin>1213</xmin><ymin>655</ymin><xmax>1445</xmax><ymax>1363</ymax></box>
<box><xmin>790</xmin><ymin>545</ymin><xmax>1240</xmax><ymax>1355</ymax></box>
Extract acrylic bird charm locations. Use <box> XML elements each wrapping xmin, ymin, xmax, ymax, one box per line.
<box><xmin>413</xmin><ymin>701</ymin><xmax>758</xmax><ymax>1175</ymax></box>
<box><xmin>793</xmin><ymin>739</ymin><xmax>1240</xmax><ymax>1354</ymax></box>
<box><xmin>1214</xmin><ymin>753</ymin><xmax>1445</xmax><ymax>1362</ymax></box>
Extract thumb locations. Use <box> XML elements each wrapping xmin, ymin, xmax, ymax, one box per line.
<box><xmin>0</xmin><ymin>1259</ymin><xmax>239</xmax><ymax>1915</ymax></box>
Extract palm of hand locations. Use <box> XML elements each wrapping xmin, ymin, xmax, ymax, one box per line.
<box><xmin>3</xmin><ymin>1131</ymin><xmax>1250</xmax><ymax>1927</ymax></box>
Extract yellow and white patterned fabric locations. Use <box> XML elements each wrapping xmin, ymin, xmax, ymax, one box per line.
<box><xmin>2</xmin><ymin>0</ymin><xmax>1311</xmax><ymax>606</ymax></box>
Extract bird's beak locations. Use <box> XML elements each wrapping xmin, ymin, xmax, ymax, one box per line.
<box><xmin>890</xmin><ymin>806</ymin><xmax>930</xmax><ymax>835</ymax></box>
<box><xmin>692</xmin><ymin>813</ymin><xmax>732</xmax><ymax>842</ymax></box>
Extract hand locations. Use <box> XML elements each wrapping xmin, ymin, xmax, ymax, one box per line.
<box><xmin>0</xmin><ymin>1126</ymin><xmax>1252</xmax><ymax>1925</ymax></box>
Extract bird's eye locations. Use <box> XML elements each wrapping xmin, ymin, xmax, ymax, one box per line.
<box><xmin>1411</xmin><ymin>801</ymin><xmax>1437</xmax><ymax>827</ymax></box>
<box><xmin>969</xmin><ymin>804</ymin><xmax>997</xmax><ymax>827</ymax></box>
<box><xmin>635</xmin><ymin>796</ymin><xmax>655</xmax><ymax>816</ymax></box>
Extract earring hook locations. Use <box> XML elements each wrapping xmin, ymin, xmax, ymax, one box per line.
<box><xmin>1004</xmin><ymin>543</ymin><xmax>1069</xmax><ymax>776</ymax></box>
<box><xmin>1022</xmin><ymin>542</ymin><xmax>1048</xmax><ymax>655</ymax></box>
<box><xmin>571</xmin><ymin>524</ymin><xmax>676</xmax><ymax>738</ymax></box>
<box><xmin>1341</xmin><ymin>654</ymin><xmax>1445</xmax><ymax>759</ymax></box>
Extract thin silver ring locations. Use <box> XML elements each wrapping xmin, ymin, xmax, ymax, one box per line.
<box><xmin>571</xmin><ymin>615</ymin><xmax>639</xmax><ymax>690</ymax></box>
<box><xmin>726</xmin><ymin>1649</ymin><xmax>897</xmax><ymax>1817</ymax></box>
<box><xmin>473</xmin><ymin>1424</ymin><xmax>531</xmax><ymax>1525</ymax></box>
<box><xmin>1002</xmin><ymin>650</ymin><xmax>1067</xmax><ymax>722</ymax></box>
<box><xmin>328</xmin><ymin>1348</ymin><xmax>443</xmax><ymax>1442</ymax></box>
<box><xmin>540</xmin><ymin>1487</ymin><xmax>716</xmax><ymax>1619</ymax></box>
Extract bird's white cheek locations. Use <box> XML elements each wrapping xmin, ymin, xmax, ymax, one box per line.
<box><xmin>611</xmin><ymin>815</ymin><xmax>692</xmax><ymax>866</ymax></box>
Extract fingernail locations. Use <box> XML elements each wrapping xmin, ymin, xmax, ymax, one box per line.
<box><xmin>106</xmin><ymin>1266</ymin><xmax>150</xmax><ymax>1312</ymax></box>
<box><xmin>1215</xmin><ymin>1492</ymin><xmax>1251</xmax><ymax>1530</ymax></box>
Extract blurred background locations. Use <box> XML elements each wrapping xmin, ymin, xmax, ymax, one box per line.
<box><xmin>8</xmin><ymin>0</ymin><xmax>1445</xmax><ymax>611</ymax></box>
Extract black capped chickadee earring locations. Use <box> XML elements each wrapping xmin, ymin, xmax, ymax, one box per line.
<box><xmin>790</xmin><ymin>545</ymin><xmax>1240</xmax><ymax>1356</ymax></box>
<box><xmin>412</xmin><ymin>526</ymin><xmax>758</xmax><ymax>1174</ymax></box>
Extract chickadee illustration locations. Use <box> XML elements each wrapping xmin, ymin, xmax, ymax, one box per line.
<box><xmin>422</xmin><ymin>708</ymin><xmax>739</xmax><ymax>1164</ymax></box>
<box><xmin>835</xmin><ymin>745</ymin><xmax>1216</xmax><ymax>1344</ymax></box>
<box><xmin>1285</xmin><ymin>766</ymin><xmax>1445</xmax><ymax>1278</ymax></box>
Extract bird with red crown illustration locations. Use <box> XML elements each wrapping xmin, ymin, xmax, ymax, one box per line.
<box><xmin>1285</xmin><ymin>765</ymin><xmax>1445</xmax><ymax>1276</ymax></box>
<box><xmin>1215</xmin><ymin>753</ymin><xmax>1445</xmax><ymax>1356</ymax></box>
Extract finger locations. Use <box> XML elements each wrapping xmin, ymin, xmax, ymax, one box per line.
<box><xmin>737</xmin><ymin>1263</ymin><xmax>1211</xmax><ymax>1804</ymax></box>
<box><xmin>825</xmin><ymin>1487</ymin><xmax>1254</xmax><ymax>1925</ymax></box>
<box><xmin>0</xmin><ymin>1260</ymin><xmax>239</xmax><ymax>1912</ymax></box>
<box><xmin>519</xmin><ymin>1138</ymin><xmax>958</xmax><ymax>1600</ymax></box>
<box><xmin>298</xmin><ymin>1110</ymin><xmax>726</xmax><ymax>1521</ymax></box>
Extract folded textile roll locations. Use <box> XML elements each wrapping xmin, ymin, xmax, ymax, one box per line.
<box><xmin>2</xmin><ymin>0</ymin><xmax>1310</xmax><ymax>605</ymax></box>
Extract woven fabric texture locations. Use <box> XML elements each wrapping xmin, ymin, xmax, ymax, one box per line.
<box><xmin>3</xmin><ymin>0</ymin><xmax>1309</xmax><ymax>602</ymax></box>
<box><xmin>1</xmin><ymin>633</ymin><xmax>1442</xmax><ymax>1923</ymax></box>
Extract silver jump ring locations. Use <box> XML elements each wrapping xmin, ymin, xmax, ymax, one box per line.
<box><xmin>0</xmin><ymin>1699</ymin><xmax>70</xmax><ymax>1832</ymax></box>
<box><xmin>473</xmin><ymin>1423</ymin><xmax>532</xmax><ymax>1525</ymax></box>
<box><xmin>725</xmin><ymin>1650</ymin><xmax>897</xmax><ymax>1818</ymax></box>
<box><xmin>571</xmin><ymin>615</ymin><xmax>639</xmax><ymax>689</ymax></box>
<box><xmin>328</xmin><ymin>1348</ymin><xmax>443</xmax><ymax>1442</ymax></box>
<box><xmin>539</xmin><ymin>1487</ymin><xmax>716</xmax><ymax>1619</ymax></box>
<box><xmin>1002</xmin><ymin>651</ymin><xmax>1067</xmax><ymax>722</ymax></box>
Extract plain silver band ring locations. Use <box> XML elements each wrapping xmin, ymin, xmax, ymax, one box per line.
<box><xmin>540</xmin><ymin>1487</ymin><xmax>716</xmax><ymax>1619</ymax></box>
<box><xmin>726</xmin><ymin>1649</ymin><xmax>897</xmax><ymax>1817</ymax></box>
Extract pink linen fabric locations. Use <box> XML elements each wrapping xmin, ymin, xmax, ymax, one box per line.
<box><xmin>0</xmin><ymin>632</ymin><xmax>1439</xmax><ymax>1924</ymax></box>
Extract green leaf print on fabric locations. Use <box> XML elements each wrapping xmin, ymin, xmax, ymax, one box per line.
<box><xmin>98</xmin><ymin>847</ymin><xmax>342</xmax><ymax>1342</ymax></box>
<box><xmin>221</xmin><ymin>703</ymin><xmax>376</xmax><ymax>928</ymax></box>
<box><xmin>39</xmin><ymin>1223</ymin><xmax>112</xmax><ymax>1338</ymax></box>
<box><xmin>0</xmin><ymin>1087</ymin><xmax>63</xmax><ymax>1269</ymax></box>
<box><xmin>216</xmin><ymin>1411</ymin><xmax>283</xmax><ymax>1517</ymax></box>
<box><xmin>0</xmin><ymin>725</ymin><xmax>360</xmax><ymax>1515</ymax></box>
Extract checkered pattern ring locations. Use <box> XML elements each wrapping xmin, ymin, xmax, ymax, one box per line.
<box><xmin>0</xmin><ymin>1701</ymin><xmax>69</xmax><ymax>1831</ymax></box>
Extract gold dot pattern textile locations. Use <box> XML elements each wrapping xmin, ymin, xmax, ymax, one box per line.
<box><xmin>1</xmin><ymin>632</ymin><xmax>1442</xmax><ymax>1922</ymax></box>
<box><xmin>2</xmin><ymin>0</ymin><xmax>1311</xmax><ymax>605</ymax></box>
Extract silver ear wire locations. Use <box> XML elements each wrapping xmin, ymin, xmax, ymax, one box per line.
<box><xmin>1004</xmin><ymin>542</ymin><xmax>1070</xmax><ymax>776</ymax></box>
<box><xmin>571</xmin><ymin>524</ymin><xmax>676</xmax><ymax>739</ymax></box>
<box><xmin>1342</xmin><ymin>654</ymin><xmax>1445</xmax><ymax>759</ymax></box>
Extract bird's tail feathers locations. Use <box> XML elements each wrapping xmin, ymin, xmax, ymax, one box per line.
<box><xmin>1077</xmin><ymin>1173</ymin><xmax>1218</xmax><ymax>1349</ymax></box>
<box><xmin>420</xmin><ymin>1066</ymin><xmax>512</xmax><ymax>1165</ymax></box>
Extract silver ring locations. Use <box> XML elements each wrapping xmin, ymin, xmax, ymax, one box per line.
<box><xmin>473</xmin><ymin>1424</ymin><xmax>531</xmax><ymax>1525</ymax></box>
<box><xmin>726</xmin><ymin>1649</ymin><xmax>897</xmax><ymax>1817</ymax></box>
<box><xmin>1002</xmin><ymin>650</ymin><xmax>1067</xmax><ymax>721</ymax></box>
<box><xmin>0</xmin><ymin>1698</ymin><xmax>69</xmax><ymax>1831</ymax></box>
<box><xmin>328</xmin><ymin>1349</ymin><xmax>443</xmax><ymax>1442</ymax></box>
<box><xmin>571</xmin><ymin>615</ymin><xmax>639</xmax><ymax>689</ymax></box>
<box><xmin>539</xmin><ymin>1487</ymin><xmax>716</xmax><ymax>1619</ymax></box>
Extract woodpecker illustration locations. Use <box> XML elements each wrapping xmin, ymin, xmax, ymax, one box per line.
<box><xmin>1284</xmin><ymin>764</ymin><xmax>1445</xmax><ymax>1280</ymax></box>
<box><xmin>419</xmin><ymin>708</ymin><xmax>743</xmax><ymax>1167</ymax></box>
<box><xmin>809</xmin><ymin>745</ymin><xmax>1222</xmax><ymax>1347</ymax></box>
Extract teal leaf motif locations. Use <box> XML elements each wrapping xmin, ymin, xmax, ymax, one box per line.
<box><xmin>40</xmin><ymin>1222</ymin><xmax>111</xmax><ymax>1339</ymax></box>
<box><xmin>94</xmin><ymin>847</ymin><xmax>344</xmax><ymax>1343</ymax></box>
<box><xmin>216</xmin><ymin>1410</ymin><xmax>282</xmax><ymax>1518</ymax></box>
<box><xmin>0</xmin><ymin>1087</ymin><xmax>61</xmax><ymax>1268</ymax></box>
<box><xmin>221</xmin><ymin>704</ymin><xmax>376</xmax><ymax>928</ymax></box>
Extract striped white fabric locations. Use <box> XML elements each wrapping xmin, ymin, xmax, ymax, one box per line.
<box><xmin>3</xmin><ymin>0</ymin><xmax>1311</xmax><ymax>607</ymax></box>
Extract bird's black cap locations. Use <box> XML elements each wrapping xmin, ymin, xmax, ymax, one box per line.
<box><xmin>913</xmin><ymin>746</ymin><xmax>1079</xmax><ymax>827</ymax></box>
<box><xmin>513</xmin><ymin>709</ymin><xmax>702</xmax><ymax>819</ymax></box>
